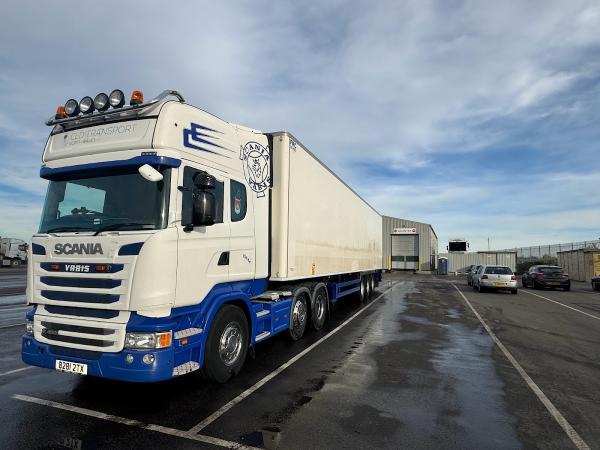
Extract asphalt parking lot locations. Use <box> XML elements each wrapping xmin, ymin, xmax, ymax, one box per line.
<box><xmin>1</xmin><ymin>270</ymin><xmax>599</xmax><ymax>449</ymax></box>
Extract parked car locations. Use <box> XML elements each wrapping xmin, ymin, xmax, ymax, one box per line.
<box><xmin>522</xmin><ymin>265</ymin><xmax>570</xmax><ymax>291</ymax></box>
<box><xmin>592</xmin><ymin>276</ymin><xmax>600</xmax><ymax>291</ymax></box>
<box><xmin>467</xmin><ymin>265</ymin><xmax>481</xmax><ymax>286</ymax></box>
<box><xmin>472</xmin><ymin>265</ymin><xmax>518</xmax><ymax>294</ymax></box>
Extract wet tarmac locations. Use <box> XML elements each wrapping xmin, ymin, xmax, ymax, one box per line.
<box><xmin>0</xmin><ymin>272</ymin><xmax>598</xmax><ymax>449</ymax></box>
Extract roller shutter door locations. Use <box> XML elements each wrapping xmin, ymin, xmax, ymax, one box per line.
<box><xmin>391</xmin><ymin>235</ymin><xmax>419</xmax><ymax>270</ymax></box>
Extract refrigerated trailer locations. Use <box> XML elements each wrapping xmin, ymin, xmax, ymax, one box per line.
<box><xmin>1</xmin><ymin>238</ymin><xmax>28</xmax><ymax>267</ymax></box>
<box><xmin>22</xmin><ymin>89</ymin><xmax>382</xmax><ymax>382</ymax></box>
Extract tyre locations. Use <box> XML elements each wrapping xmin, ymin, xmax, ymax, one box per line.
<box><xmin>289</xmin><ymin>287</ymin><xmax>310</xmax><ymax>341</ymax></box>
<box><xmin>511</xmin><ymin>289</ymin><xmax>518</xmax><ymax>295</ymax></box>
<box><xmin>358</xmin><ymin>277</ymin><xmax>367</xmax><ymax>302</ymax></box>
<box><xmin>203</xmin><ymin>305</ymin><xmax>249</xmax><ymax>383</ymax></box>
<box><xmin>365</xmin><ymin>275</ymin><xmax>372</xmax><ymax>298</ymax></box>
<box><xmin>310</xmin><ymin>284</ymin><xmax>328</xmax><ymax>331</ymax></box>
<box><xmin>10</xmin><ymin>259</ymin><xmax>20</xmax><ymax>267</ymax></box>
<box><xmin>369</xmin><ymin>275</ymin><xmax>376</xmax><ymax>296</ymax></box>
<box><xmin>477</xmin><ymin>283</ymin><xmax>485</xmax><ymax>293</ymax></box>
<box><xmin>531</xmin><ymin>280</ymin><xmax>538</xmax><ymax>290</ymax></box>
<box><xmin>564</xmin><ymin>285</ymin><xmax>570</xmax><ymax>292</ymax></box>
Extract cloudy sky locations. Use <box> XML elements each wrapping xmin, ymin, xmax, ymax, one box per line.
<box><xmin>1</xmin><ymin>0</ymin><xmax>599</xmax><ymax>251</ymax></box>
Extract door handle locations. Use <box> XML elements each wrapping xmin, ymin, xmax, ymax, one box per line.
<box><xmin>218</xmin><ymin>252</ymin><xmax>229</xmax><ymax>266</ymax></box>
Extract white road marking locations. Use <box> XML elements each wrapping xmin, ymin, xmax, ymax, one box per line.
<box><xmin>521</xmin><ymin>290</ymin><xmax>600</xmax><ymax>321</ymax></box>
<box><xmin>0</xmin><ymin>322</ymin><xmax>26</xmax><ymax>330</ymax></box>
<box><xmin>13</xmin><ymin>394</ymin><xmax>260</xmax><ymax>450</ymax></box>
<box><xmin>0</xmin><ymin>366</ymin><xmax>34</xmax><ymax>377</ymax></box>
<box><xmin>452</xmin><ymin>284</ymin><xmax>591</xmax><ymax>450</ymax></box>
<box><xmin>188</xmin><ymin>281</ymin><xmax>398</xmax><ymax>434</ymax></box>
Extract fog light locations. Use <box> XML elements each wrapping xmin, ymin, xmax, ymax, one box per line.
<box><xmin>109</xmin><ymin>89</ymin><xmax>125</xmax><ymax>108</ymax></box>
<box><xmin>125</xmin><ymin>353</ymin><xmax>134</xmax><ymax>364</ymax></box>
<box><xmin>26</xmin><ymin>320</ymin><xmax>33</xmax><ymax>336</ymax></box>
<box><xmin>64</xmin><ymin>99</ymin><xmax>79</xmax><ymax>117</ymax></box>
<box><xmin>79</xmin><ymin>96</ymin><xmax>94</xmax><ymax>114</ymax></box>
<box><xmin>142</xmin><ymin>354</ymin><xmax>155</xmax><ymax>365</ymax></box>
<box><xmin>94</xmin><ymin>92</ymin><xmax>109</xmax><ymax>111</ymax></box>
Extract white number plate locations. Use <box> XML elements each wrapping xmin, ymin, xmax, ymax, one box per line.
<box><xmin>55</xmin><ymin>360</ymin><xmax>88</xmax><ymax>375</ymax></box>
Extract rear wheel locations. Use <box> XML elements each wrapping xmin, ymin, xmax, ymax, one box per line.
<box><xmin>370</xmin><ymin>275</ymin><xmax>376</xmax><ymax>296</ymax></box>
<box><xmin>531</xmin><ymin>280</ymin><xmax>538</xmax><ymax>290</ymax></box>
<box><xmin>203</xmin><ymin>305</ymin><xmax>249</xmax><ymax>383</ymax></box>
<box><xmin>10</xmin><ymin>259</ymin><xmax>20</xmax><ymax>267</ymax></box>
<box><xmin>289</xmin><ymin>287</ymin><xmax>310</xmax><ymax>340</ymax></box>
<box><xmin>358</xmin><ymin>277</ymin><xmax>367</xmax><ymax>302</ymax></box>
<box><xmin>564</xmin><ymin>285</ymin><xmax>570</xmax><ymax>292</ymax></box>
<box><xmin>478</xmin><ymin>283</ymin><xmax>485</xmax><ymax>293</ymax></box>
<box><xmin>511</xmin><ymin>289</ymin><xmax>518</xmax><ymax>295</ymax></box>
<box><xmin>310</xmin><ymin>284</ymin><xmax>328</xmax><ymax>331</ymax></box>
<box><xmin>365</xmin><ymin>275</ymin><xmax>372</xmax><ymax>298</ymax></box>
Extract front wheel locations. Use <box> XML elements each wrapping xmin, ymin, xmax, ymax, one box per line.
<box><xmin>203</xmin><ymin>305</ymin><xmax>249</xmax><ymax>383</ymax></box>
<box><xmin>564</xmin><ymin>286</ymin><xmax>570</xmax><ymax>292</ymax></box>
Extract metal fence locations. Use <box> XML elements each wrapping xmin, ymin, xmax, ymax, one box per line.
<box><xmin>497</xmin><ymin>240</ymin><xmax>600</xmax><ymax>259</ymax></box>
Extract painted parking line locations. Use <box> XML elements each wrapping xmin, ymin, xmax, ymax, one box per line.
<box><xmin>521</xmin><ymin>290</ymin><xmax>600</xmax><ymax>322</ymax></box>
<box><xmin>0</xmin><ymin>366</ymin><xmax>34</xmax><ymax>378</ymax></box>
<box><xmin>188</xmin><ymin>281</ymin><xmax>399</xmax><ymax>434</ymax></box>
<box><xmin>452</xmin><ymin>284</ymin><xmax>590</xmax><ymax>450</ymax></box>
<box><xmin>13</xmin><ymin>394</ymin><xmax>260</xmax><ymax>450</ymax></box>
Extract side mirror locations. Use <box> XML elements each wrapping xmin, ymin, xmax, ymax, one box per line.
<box><xmin>192</xmin><ymin>190</ymin><xmax>216</xmax><ymax>226</ymax></box>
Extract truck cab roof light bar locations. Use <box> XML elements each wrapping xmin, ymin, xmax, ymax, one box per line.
<box><xmin>46</xmin><ymin>90</ymin><xmax>186</xmax><ymax>127</ymax></box>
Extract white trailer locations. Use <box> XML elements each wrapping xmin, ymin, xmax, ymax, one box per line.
<box><xmin>1</xmin><ymin>238</ymin><xmax>28</xmax><ymax>267</ymax></box>
<box><xmin>23</xmin><ymin>89</ymin><xmax>382</xmax><ymax>383</ymax></box>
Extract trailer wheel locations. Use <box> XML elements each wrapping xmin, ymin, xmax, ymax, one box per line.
<box><xmin>11</xmin><ymin>259</ymin><xmax>20</xmax><ymax>267</ymax></box>
<box><xmin>369</xmin><ymin>275</ymin><xmax>376</xmax><ymax>297</ymax></box>
<box><xmin>289</xmin><ymin>287</ymin><xmax>310</xmax><ymax>340</ymax></box>
<box><xmin>358</xmin><ymin>277</ymin><xmax>367</xmax><ymax>302</ymax></box>
<box><xmin>365</xmin><ymin>275</ymin><xmax>372</xmax><ymax>298</ymax></box>
<box><xmin>310</xmin><ymin>283</ymin><xmax>328</xmax><ymax>331</ymax></box>
<box><xmin>203</xmin><ymin>305</ymin><xmax>249</xmax><ymax>383</ymax></box>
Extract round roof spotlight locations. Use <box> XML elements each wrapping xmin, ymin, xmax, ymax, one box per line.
<box><xmin>64</xmin><ymin>99</ymin><xmax>79</xmax><ymax>117</ymax></box>
<box><xmin>94</xmin><ymin>92</ymin><xmax>110</xmax><ymax>112</ymax></box>
<box><xmin>109</xmin><ymin>89</ymin><xmax>125</xmax><ymax>108</ymax></box>
<box><xmin>79</xmin><ymin>96</ymin><xmax>95</xmax><ymax>114</ymax></box>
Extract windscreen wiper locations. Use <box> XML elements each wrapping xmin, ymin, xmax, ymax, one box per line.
<box><xmin>93</xmin><ymin>223</ymin><xmax>155</xmax><ymax>236</ymax></box>
<box><xmin>45</xmin><ymin>226</ymin><xmax>92</xmax><ymax>233</ymax></box>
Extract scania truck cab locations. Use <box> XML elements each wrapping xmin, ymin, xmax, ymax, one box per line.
<box><xmin>22</xmin><ymin>89</ymin><xmax>382</xmax><ymax>383</ymax></box>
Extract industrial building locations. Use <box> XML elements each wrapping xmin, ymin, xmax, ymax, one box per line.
<box><xmin>558</xmin><ymin>249</ymin><xmax>600</xmax><ymax>282</ymax></box>
<box><xmin>382</xmin><ymin>216</ymin><xmax>438</xmax><ymax>273</ymax></box>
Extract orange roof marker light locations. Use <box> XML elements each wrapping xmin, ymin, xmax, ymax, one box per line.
<box><xmin>130</xmin><ymin>90</ymin><xmax>144</xmax><ymax>105</ymax></box>
<box><xmin>55</xmin><ymin>105</ymin><xmax>67</xmax><ymax>120</ymax></box>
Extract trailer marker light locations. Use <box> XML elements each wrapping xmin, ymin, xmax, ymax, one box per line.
<box><xmin>64</xmin><ymin>99</ymin><xmax>79</xmax><ymax>117</ymax></box>
<box><xmin>94</xmin><ymin>92</ymin><xmax>110</xmax><ymax>111</ymax></box>
<box><xmin>109</xmin><ymin>89</ymin><xmax>125</xmax><ymax>108</ymax></box>
<box><xmin>130</xmin><ymin>90</ymin><xmax>144</xmax><ymax>105</ymax></box>
<box><xmin>55</xmin><ymin>106</ymin><xmax>67</xmax><ymax>120</ymax></box>
<box><xmin>79</xmin><ymin>96</ymin><xmax>94</xmax><ymax>114</ymax></box>
<box><xmin>180</xmin><ymin>337</ymin><xmax>189</xmax><ymax>345</ymax></box>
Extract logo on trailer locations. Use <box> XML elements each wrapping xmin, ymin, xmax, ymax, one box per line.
<box><xmin>240</xmin><ymin>142</ymin><xmax>270</xmax><ymax>197</ymax></box>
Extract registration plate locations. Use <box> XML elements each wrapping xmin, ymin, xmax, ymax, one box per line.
<box><xmin>493</xmin><ymin>282</ymin><xmax>508</xmax><ymax>286</ymax></box>
<box><xmin>548</xmin><ymin>281</ymin><xmax>560</xmax><ymax>285</ymax></box>
<box><xmin>55</xmin><ymin>360</ymin><xmax>88</xmax><ymax>375</ymax></box>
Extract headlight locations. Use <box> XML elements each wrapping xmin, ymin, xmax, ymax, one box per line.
<box><xmin>124</xmin><ymin>331</ymin><xmax>172</xmax><ymax>349</ymax></box>
<box><xmin>26</xmin><ymin>320</ymin><xmax>33</xmax><ymax>336</ymax></box>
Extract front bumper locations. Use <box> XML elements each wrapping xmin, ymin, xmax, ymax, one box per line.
<box><xmin>22</xmin><ymin>335</ymin><xmax>176</xmax><ymax>382</ymax></box>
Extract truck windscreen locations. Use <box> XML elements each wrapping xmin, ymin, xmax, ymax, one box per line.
<box><xmin>38</xmin><ymin>168</ymin><xmax>170</xmax><ymax>233</ymax></box>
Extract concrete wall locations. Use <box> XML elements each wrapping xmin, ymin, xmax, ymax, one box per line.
<box><xmin>382</xmin><ymin>216</ymin><xmax>438</xmax><ymax>272</ymax></box>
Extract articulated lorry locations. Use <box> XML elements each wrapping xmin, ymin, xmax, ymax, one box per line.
<box><xmin>22</xmin><ymin>89</ymin><xmax>382</xmax><ymax>382</ymax></box>
<box><xmin>1</xmin><ymin>238</ymin><xmax>28</xmax><ymax>267</ymax></box>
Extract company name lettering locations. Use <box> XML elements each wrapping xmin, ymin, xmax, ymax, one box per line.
<box><xmin>64</xmin><ymin>124</ymin><xmax>138</xmax><ymax>146</ymax></box>
<box><xmin>54</xmin><ymin>243</ymin><xmax>104</xmax><ymax>255</ymax></box>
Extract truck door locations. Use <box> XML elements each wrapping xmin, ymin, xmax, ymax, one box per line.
<box><xmin>228</xmin><ymin>178</ymin><xmax>255</xmax><ymax>282</ymax></box>
<box><xmin>176</xmin><ymin>164</ymin><xmax>230</xmax><ymax>305</ymax></box>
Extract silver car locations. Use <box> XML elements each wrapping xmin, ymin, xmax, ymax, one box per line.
<box><xmin>473</xmin><ymin>265</ymin><xmax>518</xmax><ymax>294</ymax></box>
<box><xmin>467</xmin><ymin>265</ymin><xmax>481</xmax><ymax>286</ymax></box>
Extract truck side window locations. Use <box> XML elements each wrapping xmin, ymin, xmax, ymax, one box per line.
<box><xmin>182</xmin><ymin>167</ymin><xmax>224</xmax><ymax>225</ymax></box>
<box><xmin>230</xmin><ymin>180</ymin><xmax>247</xmax><ymax>222</ymax></box>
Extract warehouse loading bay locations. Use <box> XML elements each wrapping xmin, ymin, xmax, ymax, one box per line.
<box><xmin>2</xmin><ymin>268</ymin><xmax>600</xmax><ymax>449</ymax></box>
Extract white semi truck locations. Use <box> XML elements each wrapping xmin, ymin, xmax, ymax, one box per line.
<box><xmin>1</xmin><ymin>238</ymin><xmax>28</xmax><ymax>267</ymax></box>
<box><xmin>22</xmin><ymin>89</ymin><xmax>382</xmax><ymax>382</ymax></box>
